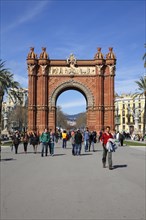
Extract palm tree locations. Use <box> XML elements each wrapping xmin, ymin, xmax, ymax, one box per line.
<box><xmin>0</xmin><ymin>60</ymin><xmax>21</xmax><ymax>135</ymax></box>
<box><xmin>135</xmin><ymin>76</ymin><xmax>146</xmax><ymax>136</ymax></box>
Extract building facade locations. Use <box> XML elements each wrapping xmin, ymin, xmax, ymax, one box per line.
<box><xmin>2</xmin><ymin>88</ymin><xmax>28</xmax><ymax>132</ymax></box>
<box><xmin>27</xmin><ymin>47</ymin><xmax>116</xmax><ymax>133</ymax></box>
<box><xmin>115</xmin><ymin>93</ymin><xmax>145</xmax><ymax>134</ymax></box>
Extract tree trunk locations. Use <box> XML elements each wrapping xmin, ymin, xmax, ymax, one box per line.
<box><xmin>143</xmin><ymin>92</ymin><xmax>146</xmax><ymax>136</ymax></box>
<box><xmin>0</xmin><ymin>91</ymin><xmax>4</xmax><ymax>135</ymax></box>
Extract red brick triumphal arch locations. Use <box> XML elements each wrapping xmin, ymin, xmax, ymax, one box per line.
<box><xmin>27</xmin><ymin>47</ymin><xmax>116</xmax><ymax>133</ymax></box>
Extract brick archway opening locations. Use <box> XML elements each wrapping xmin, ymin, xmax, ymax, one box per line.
<box><xmin>49</xmin><ymin>80</ymin><xmax>94</xmax><ymax>130</ymax></box>
<box><xmin>49</xmin><ymin>80</ymin><xmax>94</xmax><ymax>109</ymax></box>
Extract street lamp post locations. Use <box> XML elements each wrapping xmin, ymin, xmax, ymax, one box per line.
<box><xmin>115</xmin><ymin>102</ymin><xmax>120</xmax><ymax>131</ymax></box>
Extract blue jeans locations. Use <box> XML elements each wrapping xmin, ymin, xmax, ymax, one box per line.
<box><xmin>62</xmin><ymin>139</ymin><xmax>67</xmax><ymax>148</ymax></box>
<box><xmin>50</xmin><ymin>143</ymin><xmax>54</xmax><ymax>155</ymax></box>
<box><xmin>41</xmin><ymin>142</ymin><xmax>48</xmax><ymax>156</ymax></box>
<box><xmin>75</xmin><ymin>144</ymin><xmax>81</xmax><ymax>155</ymax></box>
<box><xmin>84</xmin><ymin>139</ymin><xmax>89</xmax><ymax>151</ymax></box>
<box><xmin>72</xmin><ymin>144</ymin><xmax>75</xmax><ymax>155</ymax></box>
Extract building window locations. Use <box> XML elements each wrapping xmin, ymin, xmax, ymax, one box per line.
<box><xmin>139</xmin><ymin>103</ymin><xmax>141</xmax><ymax>108</ymax></box>
<box><xmin>139</xmin><ymin>125</ymin><xmax>141</xmax><ymax>130</ymax></box>
<box><xmin>123</xmin><ymin>125</ymin><xmax>125</xmax><ymax>130</ymax></box>
<box><xmin>122</xmin><ymin>110</ymin><xmax>125</xmax><ymax>116</ymax></box>
<box><xmin>128</xmin><ymin>116</ymin><xmax>130</xmax><ymax>123</ymax></box>
<box><xmin>123</xmin><ymin>104</ymin><xmax>125</xmax><ymax>109</ymax></box>
<box><xmin>122</xmin><ymin>117</ymin><xmax>125</xmax><ymax>124</ymax></box>
<box><xmin>139</xmin><ymin>117</ymin><xmax>141</xmax><ymax>123</ymax></box>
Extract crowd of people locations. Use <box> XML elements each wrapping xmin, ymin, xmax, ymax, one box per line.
<box><xmin>7</xmin><ymin>126</ymin><xmax>126</xmax><ymax>170</ymax></box>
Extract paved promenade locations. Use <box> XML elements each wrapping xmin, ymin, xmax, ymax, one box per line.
<box><xmin>0</xmin><ymin>140</ymin><xmax>145</xmax><ymax>220</ymax></box>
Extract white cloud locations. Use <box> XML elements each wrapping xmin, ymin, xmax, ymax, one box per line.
<box><xmin>2</xmin><ymin>1</ymin><xmax>49</xmax><ymax>33</ymax></box>
<box><xmin>57</xmin><ymin>99</ymin><xmax>86</xmax><ymax>109</ymax></box>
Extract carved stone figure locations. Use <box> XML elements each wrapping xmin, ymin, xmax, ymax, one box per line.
<box><xmin>40</xmin><ymin>65</ymin><xmax>47</xmax><ymax>75</ymax></box>
<box><xmin>94</xmin><ymin>48</ymin><xmax>104</xmax><ymax>59</ymax></box>
<box><xmin>28</xmin><ymin>65</ymin><xmax>36</xmax><ymax>74</ymax></box>
<box><xmin>106</xmin><ymin>47</ymin><xmax>116</xmax><ymax>59</ymax></box>
<box><xmin>67</xmin><ymin>53</ymin><xmax>77</xmax><ymax>67</ymax></box>
<box><xmin>108</xmin><ymin>65</ymin><xmax>115</xmax><ymax>75</ymax></box>
<box><xmin>97</xmin><ymin>65</ymin><xmax>103</xmax><ymax>75</ymax></box>
<box><xmin>39</xmin><ymin>47</ymin><xmax>49</xmax><ymax>59</ymax></box>
<box><xmin>27</xmin><ymin>47</ymin><xmax>37</xmax><ymax>59</ymax></box>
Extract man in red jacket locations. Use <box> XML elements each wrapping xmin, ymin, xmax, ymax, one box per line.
<box><xmin>100</xmin><ymin>126</ymin><xmax>113</xmax><ymax>170</ymax></box>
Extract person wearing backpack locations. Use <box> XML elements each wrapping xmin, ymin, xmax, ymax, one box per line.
<box><xmin>12</xmin><ymin>131</ymin><xmax>21</xmax><ymax>154</ymax></box>
<box><xmin>62</xmin><ymin>130</ymin><xmax>67</xmax><ymax>148</ymax></box>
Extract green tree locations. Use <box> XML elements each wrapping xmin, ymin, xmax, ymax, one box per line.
<box><xmin>135</xmin><ymin>76</ymin><xmax>146</xmax><ymax>135</ymax></box>
<box><xmin>76</xmin><ymin>112</ymin><xmax>86</xmax><ymax>129</ymax></box>
<box><xmin>0</xmin><ymin>60</ymin><xmax>21</xmax><ymax>135</ymax></box>
<box><xmin>56</xmin><ymin>106</ymin><xmax>67</xmax><ymax>129</ymax></box>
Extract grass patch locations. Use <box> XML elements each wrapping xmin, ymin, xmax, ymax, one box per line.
<box><xmin>124</xmin><ymin>141</ymin><xmax>146</xmax><ymax>146</ymax></box>
<box><xmin>1</xmin><ymin>141</ymin><xmax>13</xmax><ymax>147</ymax></box>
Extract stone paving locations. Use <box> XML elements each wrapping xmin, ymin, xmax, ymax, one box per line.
<box><xmin>0</xmin><ymin>140</ymin><xmax>145</xmax><ymax>220</ymax></box>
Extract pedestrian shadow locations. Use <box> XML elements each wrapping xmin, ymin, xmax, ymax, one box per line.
<box><xmin>113</xmin><ymin>164</ymin><xmax>128</xmax><ymax>169</ymax></box>
<box><xmin>53</xmin><ymin>154</ymin><xmax>66</xmax><ymax>156</ymax></box>
<box><xmin>0</xmin><ymin>158</ymin><xmax>16</xmax><ymax>162</ymax></box>
<box><xmin>80</xmin><ymin>153</ymin><xmax>93</xmax><ymax>156</ymax></box>
<box><xmin>18</xmin><ymin>151</ymin><xmax>43</xmax><ymax>154</ymax></box>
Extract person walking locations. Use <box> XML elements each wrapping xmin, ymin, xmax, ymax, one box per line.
<box><xmin>12</xmin><ymin>131</ymin><xmax>21</xmax><ymax>154</ymax></box>
<box><xmin>40</xmin><ymin>128</ymin><xmax>50</xmax><ymax>157</ymax></box>
<box><xmin>89</xmin><ymin>130</ymin><xmax>97</xmax><ymax>152</ymax></box>
<box><xmin>71</xmin><ymin>130</ymin><xmax>76</xmax><ymax>155</ymax></box>
<box><xmin>22</xmin><ymin>132</ymin><xmax>29</xmax><ymax>153</ymax></box>
<box><xmin>83</xmin><ymin>127</ymin><xmax>90</xmax><ymax>152</ymax></box>
<box><xmin>100</xmin><ymin>126</ymin><xmax>113</xmax><ymax>170</ymax></box>
<box><xmin>49</xmin><ymin>130</ymin><xmax>55</xmax><ymax>156</ymax></box>
<box><xmin>62</xmin><ymin>130</ymin><xmax>67</xmax><ymax>148</ymax></box>
<box><xmin>116</xmin><ymin>131</ymin><xmax>124</xmax><ymax>146</ymax></box>
<box><xmin>30</xmin><ymin>131</ymin><xmax>39</xmax><ymax>153</ymax></box>
<box><xmin>74</xmin><ymin>129</ymin><xmax>83</xmax><ymax>156</ymax></box>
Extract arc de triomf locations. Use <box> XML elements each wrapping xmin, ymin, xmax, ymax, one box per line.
<box><xmin>27</xmin><ymin>47</ymin><xmax>116</xmax><ymax>133</ymax></box>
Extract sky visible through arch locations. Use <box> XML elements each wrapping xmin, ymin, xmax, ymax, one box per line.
<box><xmin>1</xmin><ymin>0</ymin><xmax>145</xmax><ymax>115</ymax></box>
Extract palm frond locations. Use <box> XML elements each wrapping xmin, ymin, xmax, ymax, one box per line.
<box><xmin>135</xmin><ymin>76</ymin><xmax>146</xmax><ymax>94</ymax></box>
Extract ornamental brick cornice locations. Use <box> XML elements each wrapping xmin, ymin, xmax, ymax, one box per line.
<box><xmin>38</xmin><ymin>59</ymin><xmax>49</xmax><ymax>66</ymax></box>
<box><xmin>104</xmin><ymin>105</ymin><xmax>115</xmax><ymax>110</ymax></box>
<box><xmin>27</xmin><ymin>59</ymin><xmax>38</xmax><ymax>65</ymax></box>
<box><xmin>28</xmin><ymin>105</ymin><xmax>36</xmax><ymax>111</ymax></box>
<box><xmin>37</xmin><ymin>105</ymin><xmax>48</xmax><ymax>111</ymax></box>
<box><xmin>94</xmin><ymin>105</ymin><xmax>104</xmax><ymax>111</ymax></box>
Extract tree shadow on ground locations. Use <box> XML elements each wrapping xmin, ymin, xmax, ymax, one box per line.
<box><xmin>113</xmin><ymin>164</ymin><xmax>128</xmax><ymax>169</ymax></box>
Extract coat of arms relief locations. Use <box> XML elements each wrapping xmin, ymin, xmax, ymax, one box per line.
<box><xmin>49</xmin><ymin>54</ymin><xmax>95</xmax><ymax>76</ymax></box>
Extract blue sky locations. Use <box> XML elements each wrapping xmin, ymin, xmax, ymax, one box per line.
<box><xmin>1</xmin><ymin>0</ymin><xmax>145</xmax><ymax>114</ymax></box>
